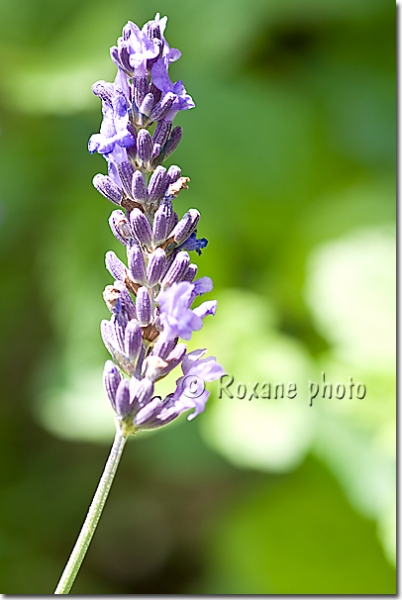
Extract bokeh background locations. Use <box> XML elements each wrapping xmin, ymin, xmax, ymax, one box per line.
<box><xmin>0</xmin><ymin>0</ymin><xmax>395</xmax><ymax>594</ymax></box>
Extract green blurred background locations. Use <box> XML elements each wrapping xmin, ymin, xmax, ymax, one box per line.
<box><xmin>0</xmin><ymin>0</ymin><xmax>395</xmax><ymax>594</ymax></box>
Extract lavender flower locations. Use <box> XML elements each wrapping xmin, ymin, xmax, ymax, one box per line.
<box><xmin>157</xmin><ymin>281</ymin><xmax>204</xmax><ymax>341</ymax></box>
<box><xmin>90</xmin><ymin>13</ymin><xmax>223</xmax><ymax>434</ymax></box>
<box><xmin>55</xmin><ymin>14</ymin><xmax>223</xmax><ymax>593</ymax></box>
<box><xmin>151</xmin><ymin>58</ymin><xmax>195</xmax><ymax>121</ymax></box>
<box><xmin>174</xmin><ymin>349</ymin><xmax>225</xmax><ymax>420</ymax></box>
<box><xmin>88</xmin><ymin>97</ymin><xmax>135</xmax><ymax>156</ymax></box>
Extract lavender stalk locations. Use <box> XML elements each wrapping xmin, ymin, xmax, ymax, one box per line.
<box><xmin>54</xmin><ymin>424</ymin><xmax>126</xmax><ymax>594</ymax></box>
<box><xmin>54</xmin><ymin>13</ymin><xmax>223</xmax><ymax>594</ymax></box>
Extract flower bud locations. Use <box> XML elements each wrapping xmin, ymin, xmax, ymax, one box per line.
<box><xmin>150</xmin><ymin>92</ymin><xmax>175</xmax><ymax>121</ymax></box>
<box><xmin>117</xmin><ymin>161</ymin><xmax>134</xmax><ymax>197</ymax></box>
<box><xmin>130</xmin><ymin>208</ymin><xmax>152</xmax><ymax>247</ymax></box>
<box><xmin>139</xmin><ymin>93</ymin><xmax>154</xmax><ymax>117</ymax></box>
<box><xmin>124</xmin><ymin>320</ymin><xmax>142</xmax><ymax>362</ymax></box>
<box><xmin>134</xmin><ymin>76</ymin><xmax>148</xmax><ymax>108</ymax></box>
<box><xmin>127</xmin><ymin>243</ymin><xmax>146</xmax><ymax>284</ymax></box>
<box><xmin>132</xmin><ymin>170</ymin><xmax>148</xmax><ymax>202</ymax></box>
<box><xmin>132</xmin><ymin>378</ymin><xmax>154</xmax><ymax>409</ymax></box>
<box><xmin>137</xmin><ymin>129</ymin><xmax>152</xmax><ymax>164</ymax></box>
<box><xmin>166</xmin><ymin>165</ymin><xmax>181</xmax><ymax>186</ymax></box>
<box><xmin>163</xmin><ymin>126</ymin><xmax>182</xmax><ymax>159</ymax></box>
<box><xmin>111</xmin><ymin>313</ymin><xmax>127</xmax><ymax>352</ymax></box>
<box><xmin>161</xmin><ymin>251</ymin><xmax>190</xmax><ymax>287</ymax></box>
<box><xmin>115</xmin><ymin>379</ymin><xmax>131</xmax><ymax>417</ymax></box>
<box><xmin>153</xmin><ymin>120</ymin><xmax>172</xmax><ymax>148</ymax></box>
<box><xmin>153</xmin><ymin>200</ymin><xmax>173</xmax><ymax>245</ymax></box>
<box><xmin>170</xmin><ymin>209</ymin><xmax>200</xmax><ymax>245</ymax></box>
<box><xmin>93</xmin><ymin>174</ymin><xmax>122</xmax><ymax>205</ymax></box>
<box><xmin>101</xmin><ymin>319</ymin><xmax>114</xmax><ymax>354</ymax></box>
<box><xmin>113</xmin><ymin>281</ymin><xmax>137</xmax><ymax>320</ymax></box>
<box><xmin>136</xmin><ymin>287</ymin><xmax>152</xmax><ymax>326</ymax></box>
<box><xmin>148</xmin><ymin>166</ymin><xmax>168</xmax><ymax>202</ymax></box>
<box><xmin>105</xmin><ymin>251</ymin><xmax>126</xmax><ymax>282</ymax></box>
<box><xmin>167</xmin><ymin>211</ymin><xmax>178</xmax><ymax>236</ymax></box>
<box><xmin>181</xmin><ymin>263</ymin><xmax>198</xmax><ymax>282</ymax></box>
<box><xmin>103</xmin><ymin>360</ymin><xmax>122</xmax><ymax>410</ymax></box>
<box><xmin>109</xmin><ymin>210</ymin><xmax>133</xmax><ymax>245</ymax></box>
<box><xmin>147</xmin><ymin>248</ymin><xmax>166</xmax><ymax>287</ymax></box>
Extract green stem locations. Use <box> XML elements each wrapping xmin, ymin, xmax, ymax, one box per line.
<box><xmin>54</xmin><ymin>423</ymin><xmax>128</xmax><ymax>594</ymax></box>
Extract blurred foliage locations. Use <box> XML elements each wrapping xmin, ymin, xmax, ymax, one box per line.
<box><xmin>0</xmin><ymin>0</ymin><xmax>395</xmax><ymax>594</ymax></box>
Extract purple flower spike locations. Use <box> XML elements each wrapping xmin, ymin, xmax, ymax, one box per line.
<box><xmin>127</xmin><ymin>243</ymin><xmax>146</xmax><ymax>284</ymax></box>
<box><xmin>130</xmin><ymin>208</ymin><xmax>152</xmax><ymax>247</ymax></box>
<box><xmin>171</xmin><ymin>209</ymin><xmax>200</xmax><ymax>245</ymax></box>
<box><xmin>115</xmin><ymin>379</ymin><xmax>131</xmax><ymax>417</ymax></box>
<box><xmin>124</xmin><ymin>320</ymin><xmax>142</xmax><ymax>362</ymax></box>
<box><xmin>147</xmin><ymin>248</ymin><xmax>166</xmax><ymax>287</ymax></box>
<box><xmin>136</xmin><ymin>287</ymin><xmax>152</xmax><ymax>326</ymax></box>
<box><xmin>105</xmin><ymin>251</ymin><xmax>126</xmax><ymax>282</ymax></box>
<box><xmin>163</xmin><ymin>126</ymin><xmax>182</xmax><ymax>159</ymax></box>
<box><xmin>148</xmin><ymin>166</ymin><xmax>168</xmax><ymax>202</ymax></box>
<box><xmin>132</xmin><ymin>170</ymin><xmax>148</xmax><ymax>202</ymax></box>
<box><xmin>92</xmin><ymin>14</ymin><xmax>222</xmax><ymax>433</ymax></box>
<box><xmin>137</xmin><ymin>129</ymin><xmax>153</xmax><ymax>164</ymax></box>
<box><xmin>93</xmin><ymin>174</ymin><xmax>122</xmax><ymax>205</ymax></box>
<box><xmin>161</xmin><ymin>251</ymin><xmax>190</xmax><ymax>287</ymax></box>
<box><xmin>103</xmin><ymin>360</ymin><xmax>122</xmax><ymax>410</ymax></box>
